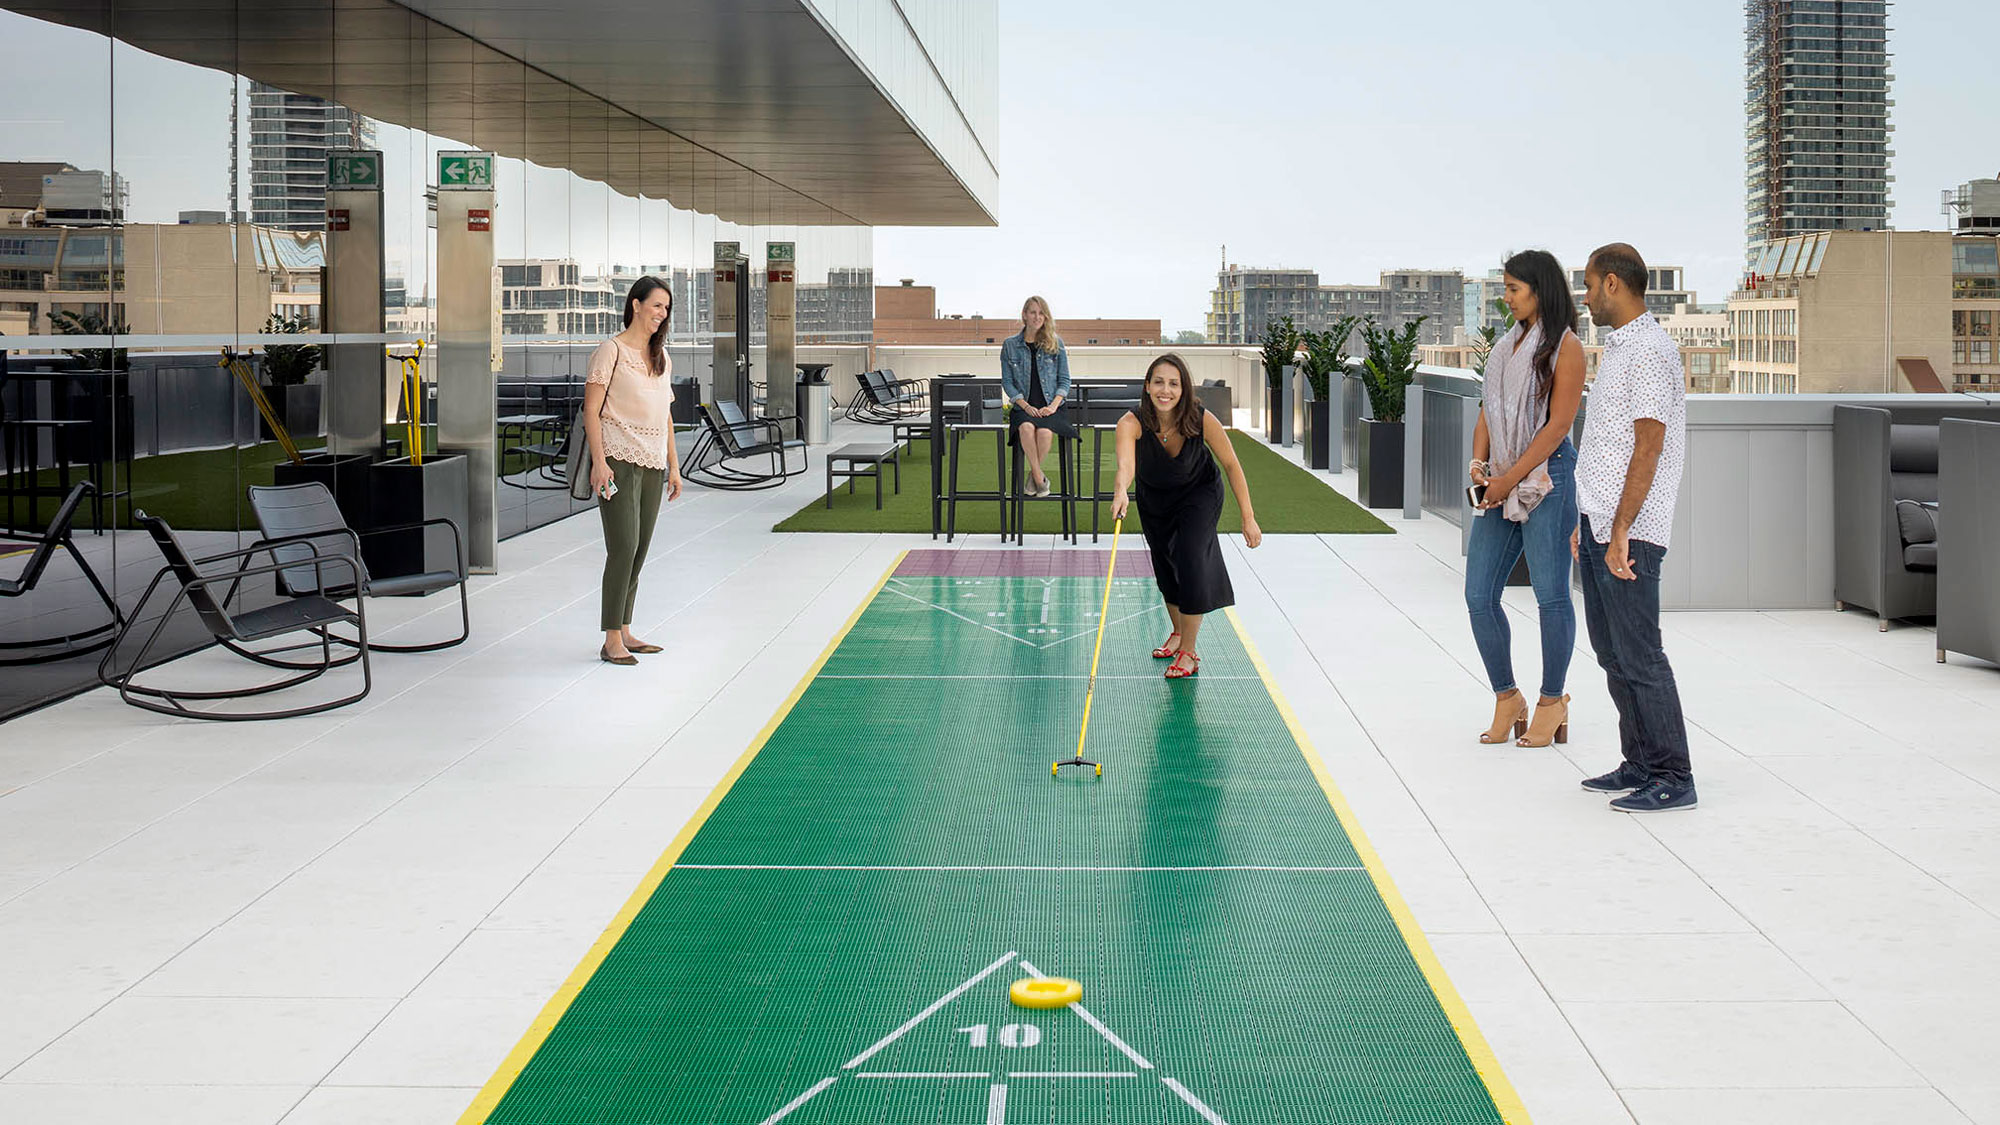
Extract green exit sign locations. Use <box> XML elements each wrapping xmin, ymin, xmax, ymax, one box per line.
<box><xmin>768</xmin><ymin>242</ymin><xmax>795</xmax><ymax>262</ymax></box>
<box><xmin>327</xmin><ymin>152</ymin><xmax>382</xmax><ymax>191</ymax></box>
<box><xmin>438</xmin><ymin>152</ymin><xmax>494</xmax><ymax>189</ymax></box>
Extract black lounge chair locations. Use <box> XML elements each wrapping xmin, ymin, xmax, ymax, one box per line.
<box><xmin>98</xmin><ymin>510</ymin><xmax>370</xmax><ymax>721</ymax></box>
<box><xmin>846</xmin><ymin>370</ymin><xmax>927</xmax><ymax>423</ymax></box>
<box><xmin>0</xmin><ymin>482</ymin><xmax>123</xmax><ymax>666</ymax></box>
<box><xmin>246</xmin><ymin>482</ymin><xmax>469</xmax><ymax>661</ymax></box>
<box><xmin>502</xmin><ymin>422</ymin><xmax>572</xmax><ymax>491</ymax></box>
<box><xmin>684</xmin><ymin>401</ymin><xmax>807</xmax><ymax>491</ymax></box>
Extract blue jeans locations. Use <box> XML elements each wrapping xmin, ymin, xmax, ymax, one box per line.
<box><xmin>1578</xmin><ymin>516</ymin><xmax>1693</xmax><ymax>784</ymax></box>
<box><xmin>1465</xmin><ymin>440</ymin><xmax>1577</xmax><ymax>699</ymax></box>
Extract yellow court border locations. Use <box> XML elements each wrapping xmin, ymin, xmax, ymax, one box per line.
<box><xmin>458</xmin><ymin>550</ymin><xmax>909</xmax><ymax>1125</ymax></box>
<box><xmin>1226</xmin><ymin>607</ymin><xmax>1535</xmax><ymax>1125</ymax></box>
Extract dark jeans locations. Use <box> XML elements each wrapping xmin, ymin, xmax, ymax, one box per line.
<box><xmin>1465</xmin><ymin>439</ymin><xmax>1577</xmax><ymax>698</ymax></box>
<box><xmin>1578</xmin><ymin>516</ymin><xmax>1693</xmax><ymax>785</ymax></box>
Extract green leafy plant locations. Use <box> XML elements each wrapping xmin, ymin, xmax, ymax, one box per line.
<box><xmin>259</xmin><ymin>313</ymin><xmax>323</xmax><ymax>387</ymax></box>
<box><xmin>1259</xmin><ymin>314</ymin><xmax>1299</xmax><ymax>389</ymax></box>
<box><xmin>50</xmin><ymin>309</ymin><xmax>130</xmax><ymax>371</ymax></box>
<box><xmin>1467</xmin><ymin>297</ymin><xmax>1514</xmax><ymax>375</ymax></box>
<box><xmin>1357</xmin><ymin>315</ymin><xmax>1428</xmax><ymax>423</ymax></box>
<box><xmin>1296</xmin><ymin>315</ymin><xmax>1362</xmax><ymax>401</ymax></box>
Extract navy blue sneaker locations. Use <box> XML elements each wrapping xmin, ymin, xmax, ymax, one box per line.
<box><xmin>1609</xmin><ymin>778</ymin><xmax>1698</xmax><ymax>813</ymax></box>
<box><xmin>1581</xmin><ymin>762</ymin><xmax>1649</xmax><ymax>794</ymax></box>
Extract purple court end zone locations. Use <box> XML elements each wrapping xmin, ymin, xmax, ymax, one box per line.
<box><xmin>895</xmin><ymin>549</ymin><xmax>1154</xmax><ymax>579</ymax></box>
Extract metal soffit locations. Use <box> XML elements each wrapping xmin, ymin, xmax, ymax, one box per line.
<box><xmin>8</xmin><ymin>0</ymin><xmax>995</xmax><ymax>227</ymax></box>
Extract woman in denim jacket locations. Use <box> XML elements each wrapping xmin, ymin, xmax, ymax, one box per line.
<box><xmin>1000</xmin><ymin>295</ymin><xmax>1074</xmax><ymax>497</ymax></box>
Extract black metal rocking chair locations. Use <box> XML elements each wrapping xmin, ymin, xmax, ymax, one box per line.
<box><xmin>241</xmin><ymin>482</ymin><xmax>469</xmax><ymax>666</ymax></box>
<box><xmin>97</xmin><ymin>510</ymin><xmax>371</xmax><ymax>721</ymax></box>
<box><xmin>0</xmin><ymin>482</ymin><xmax>123</xmax><ymax>666</ymax></box>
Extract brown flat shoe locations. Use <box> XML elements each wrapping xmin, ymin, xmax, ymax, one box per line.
<box><xmin>599</xmin><ymin>646</ymin><xmax>638</xmax><ymax>666</ymax></box>
<box><xmin>625</xmin><ymin>643</ymin><xmax>664</xmax><ymax>654</ymax></box>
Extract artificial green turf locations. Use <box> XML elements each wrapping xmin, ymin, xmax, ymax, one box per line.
<box><xmin>481</xmin><ymin>576</ymin><xmax>1504</xmax><ymax>1125</ymax></box>
<box><xmin>1</xmin><ymin>440</ymin><xmax>315</xmax><ymax>532</ymax></box>
<box><xmin>773</xmin><ymin>429</ymin><xmax>1394</xmax><ymax>535</ymax></box>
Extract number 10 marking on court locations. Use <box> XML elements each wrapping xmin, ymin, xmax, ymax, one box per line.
<box><xmin>956</xmin><ymin>1023</ymin><xmax>1042</xmax><ymax>1048</ymax></box>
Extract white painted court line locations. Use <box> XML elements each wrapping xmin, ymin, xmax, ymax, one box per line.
<box><xmin>841</xmin><ymin>950</ymin><xmax>1020</xmax><ymax>1069</ymax></box>
<box><xmin>756</xmin><ymin>1075</ymin><xmax>838</xmax><ymax>1125</ymax></box>
<box><xmin>678</xmin><ymin>864</ymin><xmax>1367</xmax><ymax>873</ymax></box>
<box><xmin>987</xmin><ymin>1081</ymin><xmax>1008</xmax><ymax>1124</ymax></box>
<box><xmin>877</xmin><ymin>586</ymin><xmax>1039</xmax><ymax>648</ymax></box>
<box><xmin>1163</xmin><ymin>1076</ymin><xmax>1232</xmax><ymax>1124</ymax></box>
<box><xmin>1017</xmin><ymin>959</ymin><xmax>1153</xmax><ymax>1070</ymax></box>
<box><xmin>1008</xmin><ymin>1071</ymin><xmax>1139</xmax><ymax>1078</ymax></box>
<box><xmin>856</xmin><ymin>1072</ymin><xmax>990</xmax><ymax>1079</ymax></box>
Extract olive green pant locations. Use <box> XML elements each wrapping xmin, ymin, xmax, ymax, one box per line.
<box><xmin>598</xmin><ymin>457</ymin><xmax>665</xmax><ymax>631</ymax></box>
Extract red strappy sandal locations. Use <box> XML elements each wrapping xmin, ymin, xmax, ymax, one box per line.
<box><xmin>1152</xmin><ymin>633</ymin><xmax>1181</xmax><ymax>659</ymax></box>
<box><xmin>1164</xmin><ymin>651</ymin><xmax>1200</xmax><ymax>679</ymax></box>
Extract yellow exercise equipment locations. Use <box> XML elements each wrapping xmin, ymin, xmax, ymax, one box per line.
<box><xmin>388</xmin><ymin>339</ymin><xmax>426</xmax><ymax>465</ymax></box>
<box><xmin>221</xmin><ymin>348</ymin><xmax>304</xmax><ymax>465</ymax></box>
<box><xmin>1054</xmin><ymin>515</ymin><xmax>1121</xmax><ymax>779</ymax></box>
<box><xmin>1009</xmin><ymin>977</ymin><xmax>1083</xmax><ymax>1009</ymax></box>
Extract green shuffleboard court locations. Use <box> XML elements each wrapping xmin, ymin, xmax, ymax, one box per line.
<box><xmin>463</xmin><ymin>551</ymin><xmax>1527</xmax><ymax>1125</ymax></box>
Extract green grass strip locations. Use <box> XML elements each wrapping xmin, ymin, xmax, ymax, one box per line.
<box><xmin>774</xmin><ymin>429</ymin><xmax>1392</xmax><ymax>535</ymax></box>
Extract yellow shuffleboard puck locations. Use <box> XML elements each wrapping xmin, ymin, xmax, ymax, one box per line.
<box><xmin>1009</xmin><ymin>977</ymin><xmax>1082</xmax><ymax>1009</ymax></box>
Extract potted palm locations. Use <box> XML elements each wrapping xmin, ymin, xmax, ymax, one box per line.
<box><xmin>1296</xmin><ymin>316</ymin><xmax>1360</xmax><ymax>471</ymax></box>
<box><xmin>1355</xmin><ymin>315</ymin><xmax>1427</xmax><ymax>508</ymax></box>
<box><xmin>1259</xmin><ymin>315</ymin><xmax>1299</xmax><ymax>444</ymax></box>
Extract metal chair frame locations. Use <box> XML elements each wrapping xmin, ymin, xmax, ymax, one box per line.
<box><xmin>98</xmin><ymin>511</ymin><xmax>371</xmax><ymax>722</ymax></box>
<box><xmin>0</xmin><ymin>482</ymin><xmax>124</xmax><ymax>666</ymax></box>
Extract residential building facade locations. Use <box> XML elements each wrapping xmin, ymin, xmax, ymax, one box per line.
<box><xmin>1208</xmin><ymin>263</ymin><xmax>1462</xmax><ymax>347</ymax></box>
<box><xmin>878</xmin><ymin>281</ymin><xmax>1157</xmax><ymax>345</ymax></box>
<box><xmin>247</xmin><ymin>82</ymin><xmax>376</xmax><ymax>232</ymax></box>
<box><xmin>1728</xmin><ymin>229</ymin><xmax>2000</xmax><ymax>394</ymax></box>
<box><xmin>1745</xmin><ymin>0</ymin><xmax>1894</xmax><ymax>252</ymax></box>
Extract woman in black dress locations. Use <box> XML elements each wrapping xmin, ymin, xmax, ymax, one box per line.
<box><xmin>1110</xmin><ymin>354</ymin><xmax>1262</xmax><ymax>679</ymax></box>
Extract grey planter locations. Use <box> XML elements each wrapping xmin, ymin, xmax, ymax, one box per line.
<box><xmin>1357</xmin><ymin>419</ymin><xmax>1404</xmax><ymax>509</ymax></box>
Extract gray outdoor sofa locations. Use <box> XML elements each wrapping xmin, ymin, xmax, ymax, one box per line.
<box><xmin>1937</xmin><ymin>417</ymin><xmax>2000</xmax><ymax>666</ymax></box>
<box><xmin>1833</xmin><ymin>401</ymin><xmax>2000</xmax><ymax>630</ymax></box>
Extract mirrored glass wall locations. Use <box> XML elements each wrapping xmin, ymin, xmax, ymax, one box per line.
<box><xmin>0</xmin><ymin>1</ymin><xmax>874</xmax><ymax>718</ymax></box>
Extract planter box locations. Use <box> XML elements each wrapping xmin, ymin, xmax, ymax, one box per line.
<box><xmin>1357</xmin><ymin>419</ymin><xmax>1404</xmax><ymax>509</ymax></box>
<box><xmin>259</xmin><ymin>382</ymin><xmax>323</xmax><ymax>443</ymax></box>
<box><xmin>364</xmin><ymin>453</ymin><xmax>468</xmax><ymax>579</ymax></box>
<box><xmin>1266</xmin><ymin>384</ymin><xmax>1283</xmax><ymax>443</ymax></box>
<box><xmin>271</xmin><ymin>451</ymin><xmax>374</xmax><ymax>531</ymax></box>
<box><xmin>1303</xmin><ymin>398</ymin><xmax>1332</xmax><ymax>470</ymax></box>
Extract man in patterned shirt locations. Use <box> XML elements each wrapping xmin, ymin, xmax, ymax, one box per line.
<box><xmin>1572</xmin><ymin>244</ymin><xmax>1696</xmax><ymax>812</ymax></box>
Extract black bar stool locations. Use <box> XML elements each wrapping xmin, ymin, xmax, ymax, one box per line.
<box><xmin>1082</xmin><ymin>422</ymin><xmax>1125</xmax><ymax>542</ymax></box>
<box><xmin>1008</xmin><ymin>423</ymin><xmax>1077</xmax><ymax>545</ymax></box>
<box><xmin>944</xmin><ymin>422</ymin><xmax>1009</xmax><ymax>543</ymax></box>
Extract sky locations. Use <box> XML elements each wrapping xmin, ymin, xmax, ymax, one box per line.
<box><xmin>875</xmin><ymin>0</ymin><xmax>2000</xmax><ymax>335</ymax></box>
<box><xmin>3</xmin><ymin>2</ymin><xmax>1992</xmax><ymax>336</ymax></box>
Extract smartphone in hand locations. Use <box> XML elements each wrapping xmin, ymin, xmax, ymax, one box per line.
<box><xmin>1466</xmin><ymin>482</ymin><xmax>1487</xmax><ymax>508</ymax></box>
<box><xmin>600</xmin><ymin>478</ymin><xmax>619</xmax><ymax>501</ymax></box>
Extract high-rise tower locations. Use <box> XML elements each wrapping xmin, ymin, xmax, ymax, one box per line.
<box><xmin>246</xmin><ymin>82</ymin><xmax>375</xmax><ymax>232</ymax></box>
<box><xmin>1745</xmin><ymin>1</ymin><xmax>1894</xmax><ymax>254</ymax></box>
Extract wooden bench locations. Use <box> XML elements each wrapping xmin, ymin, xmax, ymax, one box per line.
<box><xmin>825</xmin><ymin>442</ymin><xmax>901</xmax><ymax>510</ymax></box>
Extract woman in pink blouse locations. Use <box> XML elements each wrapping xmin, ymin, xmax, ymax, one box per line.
<box><xmin>583</xmin><ymin>276</ymin><xmax>684</xmax><ymax>665</ymax></box>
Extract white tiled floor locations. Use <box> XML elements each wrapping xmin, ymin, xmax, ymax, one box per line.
<box><xmin>1</xmin><ymin>420</ymin><xmax>1995</xmax><ymax>1125</ymax></box>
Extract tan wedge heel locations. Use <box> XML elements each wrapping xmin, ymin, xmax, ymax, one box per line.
<box><xmin>1479</xmin><ymin>692</ymin><xmax>1529</xmax><ymax>744</ymax></box>
<box><xmin>1517</xmin><ymin>694</ymin><xmax>1571</xmax><ymax>747</ymax></box>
